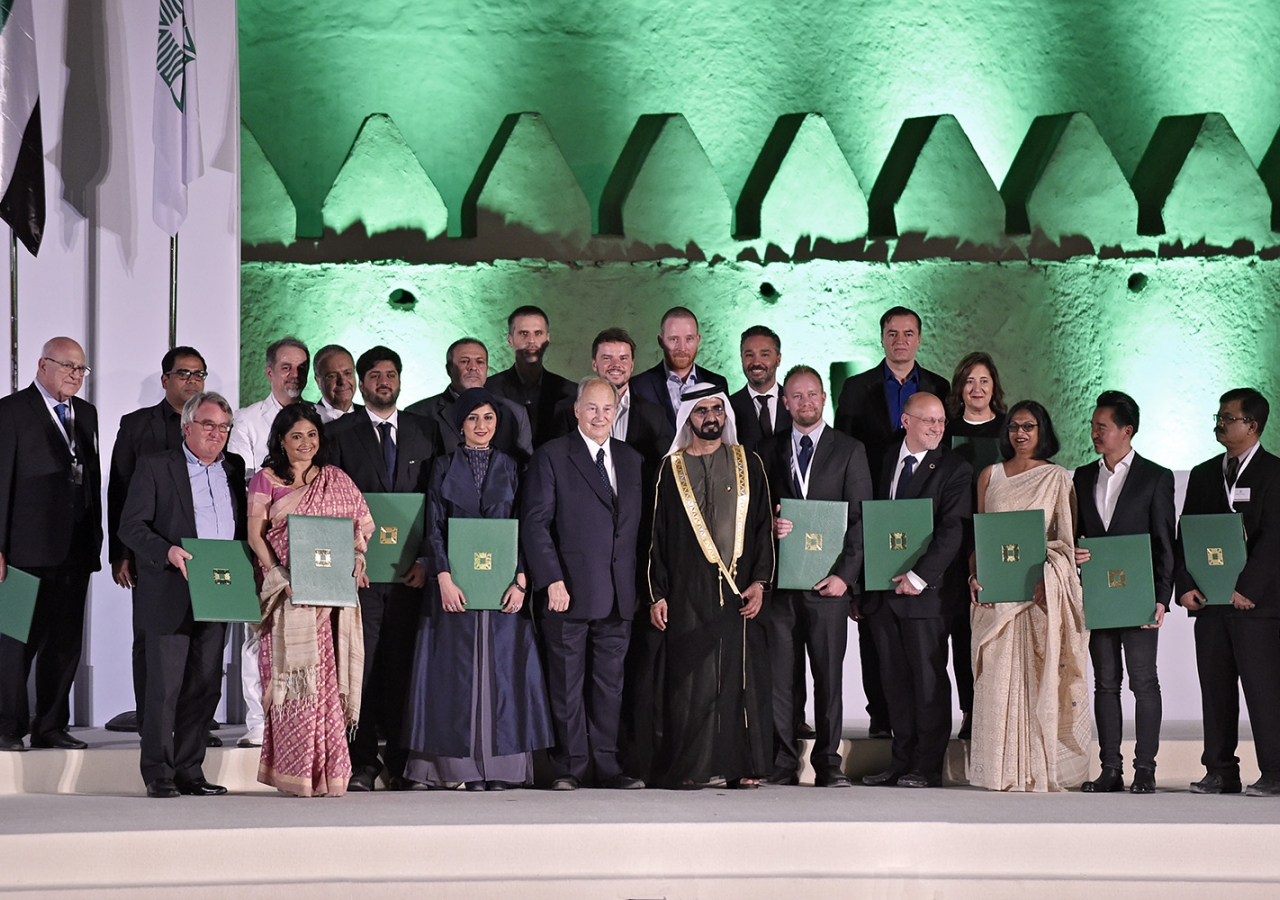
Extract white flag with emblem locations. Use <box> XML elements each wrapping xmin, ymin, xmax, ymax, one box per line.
<box><xmin>152</xmin><ymin>0</ymin><xmax>203</xmax><ymax>235</ymax></box>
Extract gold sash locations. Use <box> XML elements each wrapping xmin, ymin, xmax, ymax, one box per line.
<box><xmin>670</xmin><ymin>444</ymin><xmax>750</xmax><ymax>596</ymax></box>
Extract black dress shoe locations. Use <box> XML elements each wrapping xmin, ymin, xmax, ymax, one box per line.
<box><xmin>1246</xmin><ymin>776</ymin><xmax>1280</xmax><ymax>797</ymax></box>
<box><xmin>1130</xmin><ymin>768</ymin><xmax>1155</xmax><ymax>794</ymax></box>
<box><xmin>550</xmin><ymin>775</ymin><xmax>581</xmax><ymax>791</ymax></box>
<box><xmin>204</xmin><ymin>732</ymin><xmax>222</xmax><ymax>748</ymax></box>
<box><xmin>1081</xmin><ymin>766</ymin><xmax>1125</xmax><ymax>793</ymax></box>
<box><xmin>898</xmin><ymin>771</ymin><xmax>942</xmax><ymax>788</ymax></box>
<box><xmin>762</xmin><ymin>767</ymin><xmax>799</xmax><ymax>786</ymax></box>
<box><xmin>146</xmin><ymin>778</ymin><xmax>180</xmax><ymax>799</ymax></box>
<box><xmin>868</xmin><ymin>720</ymin><xmax>892</xmax><ymax>739</ymax></box>
<box><xmin>1190</xmin><ymin>772</ymin><xmax>1243</xmax><ymax>794</ymax></box>
<box><xmin>795</xmin><ymin>723</ymin><xmax>817</xmax><ymax>740</ymax></box>
<box><xmin>486</xmin><ymin>780</ymin><xmax>512</xmax><ymax>791</ymax></box>
<box><xmin>176</xmin><ymin>778</ymin><xmax>228</xmax><ymax>796</ymax></box>
<box><xmin>957</xmin><ymin>712</ymin><xmax>972</xmax><ymax>740</ymax></box>
<box><xmin>862</xmin><ymin>769</ymin><xmax>903</xmax><ymax>787</ymax></box>
<box><xmin>30</xmin><ymin>730</ymin><xmax>88</xmax><ymax>750</ymax></box>
<box><xmin>815</xmin><ymin>771</ymin><xmax>853</xmax><ymax>788</ymax></box>
<box><xmin>601</xmin><ymin>773</ymin><xmax>645</xmax><ymax>790</ymax></box>
<box><xmin>0</xmin><ymin>735</ymin><xmax>25</xmax><ymax>752</ymax></box>
<box><xmin>348</xmin><ymin>771</ymin><xmax>376</xmax><ymax>792</ymax></box>
<box><xmin>464</xmin><ymin>781</ymin><xmax>487</xmax><ymax>792</ymax></box>
<box><xmin>387</xmin><ymin>775</ymin><xmax>429</xmax><ymax>791</ymax></box>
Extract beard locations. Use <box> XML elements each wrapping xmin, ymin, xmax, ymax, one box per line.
<box><xmin>365</xmin><ymin>387</ymin><xmax>400</xmax><ymax>412</ymax></box>
<box><xmin>693</xmin><ymin>419</ymin><xmax>723</xmax><ymax>441</ymax></box>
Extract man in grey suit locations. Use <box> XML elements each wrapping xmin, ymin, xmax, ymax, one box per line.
<box><xmin>120</xmin><ymin>392</ymin><xmax>245</xmax><ymax>797</ymax></box>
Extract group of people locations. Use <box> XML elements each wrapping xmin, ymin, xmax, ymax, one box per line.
<box><xmin>0</xmin><ymin>301</ymin><xmax>1277</xmax><ymax>801</ymax></box>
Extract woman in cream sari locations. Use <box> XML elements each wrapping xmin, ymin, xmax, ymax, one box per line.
<box><xmin>248</xmin><ymin>404</ymin><xmax>374</xmax><ymax>797</ymax></box>
<box><xmin>968</xmin><ymin>400</ymin><xmax>1090</xmax><ymax>791</ymax></box>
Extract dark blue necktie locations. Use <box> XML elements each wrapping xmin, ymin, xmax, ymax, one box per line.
<box><xmin>895</xmin><ymin>455</ymin><xmax>916</xmax><ymax>497</ymax></box>
<box><xmin>797</xmin><ymin>434</ymin><xmax>813</xmax><ymax>479</ymax></box>
<box><xmin>54</xmin><ymin>402</ymin><xmax>73</xmax><ymax>443</ymax></box>
<box><xmin>595</xmin><ymin>447</ymin><xmax>613</xmax><ymax>495</ymax></box>
<box><xmin>378</xmin><ymin>421</ymin><xmax>396</xmax><ymax>488</ymax></box>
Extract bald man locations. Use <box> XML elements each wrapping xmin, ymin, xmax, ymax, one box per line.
<box><xmin>0</xmin><ymin>338</ymin><xmax>103</xmax><ymax>751</ymax></box>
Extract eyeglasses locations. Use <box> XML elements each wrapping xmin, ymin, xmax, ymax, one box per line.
<box><xmin>1213</xmin><ymin>414</ymin><xmax>1254</xmax><ymax>425</ymax></box>
<box><xmin>191</xmin><ymin>420</ymin><xmax>233</xmax><ymax>434</ymax></box>
<box><xmin>1006</xmin><ymin>422</ymin><xmax>1039</xmax><ymax>433</ymax></box>
<box><xmin>165</xmin><ymin>368</ymin><xmax>207</xmax><ymax>381</ymax></box>
<box><xmin>905</xmin><ymin>413</ymin><xmax>946</xmax><ymax>428</ymax></box>
<box><xmin>42</xmin><ymin>358</ymin><xmax>91</xmax><ymax>377</ymax></box>
<box><xmin>689</xmin><ymin>405</ymin><xmax>726</xmax><ymax>418</ymax></box>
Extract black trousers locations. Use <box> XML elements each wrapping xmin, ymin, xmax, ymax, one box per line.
<box><xmin>768</xmin><ymin>593</ymin><xmax>847</xmax><ymax>775</ymax></box>
<box><xmin>139</xmin><ymin>621</ymin><xmax>226</xmax><ymax>784</ymax></box>
<box><xmin>868</xmin><ymin>605</ymin><xmax>951</xmax><ymax>777</ymax></box>
<box><xmin>1089</xmin><ymin>626</ymin><xmax>1160</xmax><ymax>771</ymax></box>
<box><xmin>0</xmin><ymin>568</ymin><xmax>90</xmax><ymax>740</ymax></box>
<box><xmin>349</xmin><ymin>582</ymin><xmax>423</xmax><ymax>778</ymax></box>
<box><xmin>1195</xmin><ymin>614</ymin><xmax>1280</xmax><ymax>779</ymax></box>
<box><xmin>541</xmin><ymin>612</ymin><xmax>630</xmax><ymax>782</ymax></box>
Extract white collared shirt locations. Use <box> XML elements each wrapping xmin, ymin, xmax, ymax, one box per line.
<box><xmin>317</xmin><ymin>397</ymin><xmax>357</xmax><ymax>423</ymax></box>
<box><xmin>579</xmin><ymin>428</ymin><xmax>616</xmax><ymax>492</ymax></box>
<box><xmin>749</xmin><ymin>384</ymin><xmax>781</xmax><ymax>433</ymax></box>
<box><xmin>612</xmin><ymin>388</ymin><xmax>631</xmax><ymax>441</ymax></box>
<box><xmin>790</xmin><ymin>421</ymin><xmax>826</xmax><ymax>498</ymax></box>
<box><xmin>35</xmin><ymin>379</ymin><xmax>84</xmax><ymax>482</ymax></box>
<box><xmin>1224</xmin><ymin>442</ymin><xmax>1262</xmax><ymax>511</ymax></box>
<box><xmin>366</xmin><ymin>406</ymin><xmax>399</xmax><ymax>443</ymax></box>
<box><xmin>227</xmin><ymin>393</ymin><xmax>285</xmax><ymax>479</ymax></box>
<box><xmin>1095</xmin><ymin>448</ymin><xmax>1135</xmax><ymax>530</ymax></box>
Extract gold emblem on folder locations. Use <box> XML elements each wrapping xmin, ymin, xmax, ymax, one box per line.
<box><xmin>1107</xmin><ymin>569</ymin><xmax>1126</xmax><ymax>588</ymax></box>
<box><xmin>1207</xmin><ymin>547</ymin><xmax>1224</xmax><ymax>566</ymax></box>
<box><xmin>804</xmin><ymin>533</ymin><xmax>823</xmax><ymax>552</ymax></box>
<box><xmin>1001</xmin><ymin>544</ymin><xmax>1020</xmax><ymax>563</ymax></box>
<box><xmin>379</xmin><ymin>526</ymin><xmax>399</xmax><ymax>545</ymax></box>
<box><xmin>314</xmin><ymin>549</ymin><xmax>332</xmax><ymax>568</ymax></box>
<box><xmin>474</xmin><ymin>552</ymin><xmax>493</xmax><ymax>571</ymax></box>
<box><xmin>213</xmin><ymin>568</ymin><xmax>231</xmax><ymax>586</ymax></box>
<box><xmin>889</xmin><ymin>532</ymin><xmax>907</xmax><ymax>551</ymax></box>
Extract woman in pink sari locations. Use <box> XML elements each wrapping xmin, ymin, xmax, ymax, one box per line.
<box><xmin>247</xmin><ymin>404</ymin><xmax>374</xmax><ymax>797</ymax></box>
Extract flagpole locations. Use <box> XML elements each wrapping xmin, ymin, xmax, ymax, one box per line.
<box><xmin>168</xmin><ymin>233</ymin><xmax>178</xmax><ymax>349</ymax></box>
<box><xmin>9</xmin><ymin>229</ymin><xmax>16</xmax><ymax>394</ymax></box>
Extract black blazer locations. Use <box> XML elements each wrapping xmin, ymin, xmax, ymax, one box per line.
<box><xmin>833</xmin><ymin>361</ymin><xmax>950</xmax><ymax>481</ymax></box>
<box><xmin>486</xmin><ymin>365</ymin><xmax>577</xmax><ymax>448</ymax></box>
<box><xmin>0</xmin><ymin>384</ymin><xmax>102</xmax><ymax>570</ymax></box>
<box><xmin>759</xmin><ymin>426</ymin><xmax>873</xmax><ymax>595</ymax></box>
<box><xmin>327</xmin><ymin>410</ymin><xmax>437</xmax><ymax>496</ymax></box>
<box><xmin>550</xmin><ymin>391</ymin><xmax>674</xmax><ymax>468</ymax></box>
<box><xmin>1074</xmin><ymin>453</ymin><xmax>1176</xmax><ymax>610</ymax></box>
<box><xmin>404</xmin><ymin>389</ymin><xmax>533</xmax><ymax>464</ymax></box>
<box><xmin>107</xmin><ymin>400</ymin><xmax>184</xmax><ymax>565</ymax></box>
<box><xmin>867</xmin><ymin>435</ymin><xmax>972</xmax><ymax>618</ymax></box>
<box><xmin>1174</xmin><ymin>447</ymin><xmax>1280</xmax><ymax>618</ymax></box>
<box><xmin>118</xmin><ymin>448</ymin><xmax>247</xmax><ymax>634</ymax></box>
<box><xmin>629</xmin><ymin>362</ymin><xmax>728</xmax><ymax>429</ymax></box>
<box><xmin>730</xmin><ymin>386</ymin><xmax>792</xmax><ymax>452</ymax></box>
<box><xmin>521</xmin><ymin>434</ymin><xmax>643</xmax><ymax>620</ymax></box>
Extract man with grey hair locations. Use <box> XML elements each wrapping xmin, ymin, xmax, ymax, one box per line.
<box><xmin>522</xmin><ymin>376</ymin><xmax>645</xmax><ymax>790</ymax></box>
<box><xmin>0</xmin><ymin>337</ymin><xmax>102</xmax><ymax>752</ymax></box>
<box><xmin>121</xmin><ymin>392</ymin><xmax>245</xmax><ymax>797</ymax></box>
<box><xmin>313</xmin><ymin>344</ymin><xmax>360</xmax><ymax>423</ymax></box>
<box><xmin>226</xmin><ymin>336</ymin><xmax>308</xmax><ymax>748</ymax></box>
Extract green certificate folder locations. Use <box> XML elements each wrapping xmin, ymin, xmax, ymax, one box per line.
<box><xmin>0</xmin><ymin>567</ymin><xmax>39</xmax><ymax>643</ymax></box>
<box><xmin>862</xmin><ymin>498</ymin><xmax>935</xmax><ymax>591</ymax></box>
<box><xmin>363</xmin><ymin>493</ymin><xmax>426</xmax><ymax>583</ymax></box>
<box><xmin>447</xmin><ymin>518</ymin><xmax>518</xmax><ymax>611</ymax></box>
<box><xmin>777</xmin><ymin>499</ymin><xmax>848</xmax><ymax>590</ymax></box>
<box><xmin>951</xmin><ymin>436</ymin><xmax>1003</xmax><ymax>480</ymax></box>
<box><xmin>181</xmin><ymin>538</ymin><xmax>263</xmax><ymax>623</ymax></box>
<box><xmin>288</xmin><ymin>515</ymin><xmax>358</xmax><ymax>608</ymax></box>
<box><xmin>1079</xmin><ymin>534</ymin><xmax>1157</xmax><ymax>629</ymax></box>
<box><xmin>974</xmin><ymin>510</ymin><xmax>1046</xmax><ymax>603</ymax></box>
<box><xmin>1180</xmin><ymin>513</ymin><xmax>1247</xmax><ymax>606</ymax></box>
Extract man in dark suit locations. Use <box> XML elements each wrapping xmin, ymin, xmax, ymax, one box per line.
<box><xmin>0</xmin><ymin>338</ymin><xmax>102</xmax><ymax>752</ymax></box>
<box><xmin>730</xmin><ymin>325</ymin><xmax>791</xmax><ymax>452</ymax></box>
<box><xmin>1174</xmin><ymin>387</ymin><xmax>1280</xmax><ymax>797</ymax></box>
<box><xmin>486</xmin><ymin>305</ymin><xmax>576</xmax><ymax>448</ymax></box>
<box><xmin>328</xmin><ymin>346</ymin><xmax>437</xmax><ymax>791</ymax></box>
<box><xmin>522</xmin><ymin>376</ymin><xmax>645</xmax><ymax>790</ymax></box>
<box><xmin>760</xmin><ymin>366</ymin><xmax>873</xmax><ymax>787</ymax></box>
<box><xmin>861</xmin><ymin>392</ymin><xmax>971</xmax><ymax>788</ymax></box>
<box><xmin>833</xmin><ymin>305</ymin><xmax>949</xmax><ymax>737</ymax></box>
<box><xmin>1074</xmin><ymin>391</ymin><xmax>1175</xmax><ymax>795</ymax></box>
<box><xmin>107</xmin><ymin>346</ymin><xmax>208</xmax><ymax>734</ymax></box>
<box><xmin>405</xmin><ymin>337</ymin><xmax>533</xmax><ymax>463</ymax></box>
<box><xmin>312</xmin><ymin>344</ymin><xmax>361</xmax><ymax>424</ymax></box>
<box><xmin>119</xmin><ymin>392</ymin><xmax>244</xmax><ymax>797</ymax></box>
<box><xmin>628</xmin><ymin>307</ymin><xmax>728</xmax><ymax>429</ymax></box>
